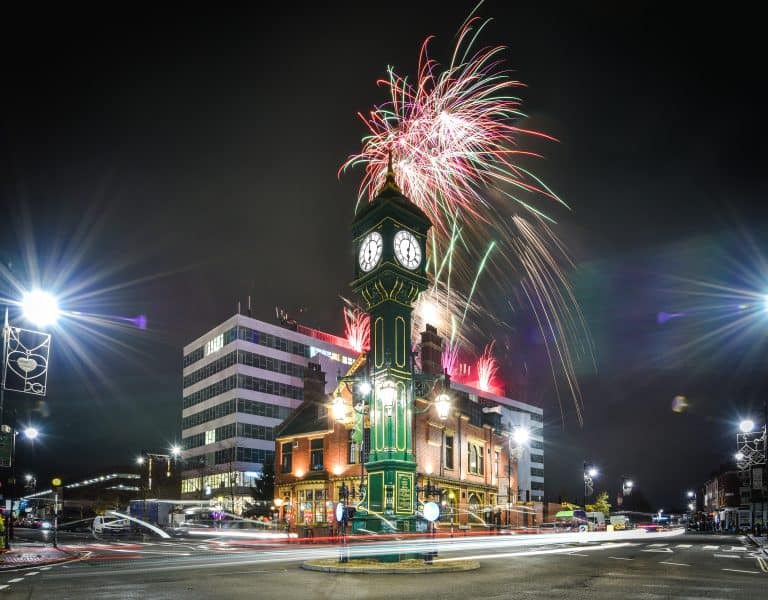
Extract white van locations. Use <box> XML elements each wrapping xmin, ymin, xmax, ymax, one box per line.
<box><xmin>92</xmin><ymin>516</ymin><xmax>131</xmax><ymax>534</ymax></box>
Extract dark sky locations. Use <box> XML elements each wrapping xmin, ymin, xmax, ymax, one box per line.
<box><xmin>1</xmin><ymin>2</ymin><xmax>766</xmax><ymax>509</ymax></box>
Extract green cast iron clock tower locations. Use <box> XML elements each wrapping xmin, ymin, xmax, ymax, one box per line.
<box><xmin>350</xmin><ymin>165</ymin><xmax>431</xmax><ymax>533</ymax></box>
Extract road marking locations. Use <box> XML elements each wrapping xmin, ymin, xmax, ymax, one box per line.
<box><xmin>702</xmin><ymin>545</ymin><xmax>719</xmax><ymax>550</ymax></box>
<box><xmin>608</xmin><ymin>556</ymin><xmax>633</xmax><ymax>560</ymax></box>
<box><xmin>7</xmin><ymin>578</ymin><xmax>24</xmax><ymax>583</ymax></box>
<box><xmin>0</xmin><ymin>585</ymin><xmax>8</xmax><ymax>590</ymax></box>
<box><xmin>675</xmin><ymin>544</ymin><xmax>692</xmax><ymax>548</ymax></box>
<box><xmin>722</xmin><ymin>568</ymin><xmax>759</xmax><ymax>574</ymax></box>
<box><xmin>727</xmin><ymin>546</ymin><xmax>746</xmax><ymax>551</ymax></box>
<box><xmin>714</xmin><ymin>554</ymin><xmax>742</xmax><ymax>559</ymax></box>
<box><xmin>40</xmin><ymin>567</ymin><xmax>51</xmax><ymax>571</ymax></box>
<box><xmin>659</xmin><ymin>561</ymin><xmax>690</xmax><ymax>566</ymax></box>
<box><xmin>567</xmin><ymin>553</ymin><xmax>590</xmax><ymax>556</ymax></box>
<box><xmin>757</xmin><ymin>557</ymin><xmax>768</xmax><ymax>573</ymax></box>
<box><xmin>647</xmin><ymin>543</ymin><xmax>667</xmax><ymax>547</ymax></box>
<box><xmin>642</xmin><ymin>547</ymin><xmax>673</xmax><ymax>553</ymax></box>
<box><xmin>25</xmin><ymin>571</ymin><xmax>39</xmax><ymax>576</ymax></box>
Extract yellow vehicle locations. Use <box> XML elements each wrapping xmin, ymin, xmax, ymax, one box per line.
<box><xmin>610</xmin><ymin>515</ymin><xmax>630</xmax><ymax>530</ymax></box>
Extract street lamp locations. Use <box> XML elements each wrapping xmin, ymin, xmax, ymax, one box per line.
<box><xmin>379</xmin><ymin>380</ymin><xmax>396</xmax><ymax>416</ymax></box>
<box><xmin>170</xmin><ymin>445</ymin><xmax>181</xmax><ymax>457</ymax></box>
<box><xmin>435</xmin><ymin>393</ymin><xmax>451</xmax><ymax>421</ymax></box>
<box><xmin>740</xmin><ymin>419</ymin><xmax>755</xmax><ymax>433</ymax></box>
<box><xmin>21</xmin><ymin>290</ymin><xmax>60</xmax><ymax>328</ymax></box>
<box><xmin>23</xmin><ymin>427</ymin><xmax>39</xmax><ymax>440</ymax></box>
<box><xmin>583</xmin><ymin>462</ymin><xmax>599</xmax><ymax>507</ymax></box>
<box><xmin>331</xmin><ymin>391</ymin><xmax>346</xmax><ymax>422</ymax></box>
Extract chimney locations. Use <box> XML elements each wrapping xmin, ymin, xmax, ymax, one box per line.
<box><xmin>420</xmin><ymin>324</ymin><xmax>443</xmax><ymax>376</ymax></box>
<box><xmin>304</xmin><ymin>362</ymin><xmax>327</xmax><ymax>403</ymax></box>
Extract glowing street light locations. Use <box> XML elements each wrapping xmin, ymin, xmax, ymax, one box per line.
<box><xmin>739</xmin><ymin>419</ymin><xmax>755</xmax><ymax>433</ymax></box>
<box><xmin>332</xmin><ymin>391</ymin><xmax>347</xmax><ymax>422</ymax></box>
<box><xmin>21</xmin><ymin>290</ymin><xmax>60</xmax><ymax>328</ymax></box>
<box><xmin>137</xmin><ymin>456</ymin><xmax>145</xmax><ymax>465</ymax></box>
<box><xmin>734</xmin><ymin>451</ymin><xmax>745</xmax><ymax>461</ymax></box>
<box><xmin>687</xmin><ymin>490</ymin><xmax>695</xmax><ymax>498</ymax></box>
<box><xmin>379</xmin><ymin>380</ymin><xmax>396</xmax><ymax>416</ymax></box>
<box><xmin>358</xmin><ymin>382</ymin><xmax>372</xmax><ymax>396</ymax></box>
<box><xmin>23</xmin><ymin>426</ymin><xmax>39</xmax><ymax>440</ymax></box>
<box><xmin>588</xmin><ymin>467</ymin><xmax>598</xmax><ymax>478</ymax></box>
<box><xmin>170</xmin><ymin>445</ymin><xmax>181</xmax><ymax>457</ymax></box>
<box><xmin>435</xmin><ymin>393</ymin><xmax>451</xmax><ymax>421</ymax></box>
<box><xmin>512</xmin><ymin>426</ymin><xmax>530</xmax><ymax>446</ymax></box>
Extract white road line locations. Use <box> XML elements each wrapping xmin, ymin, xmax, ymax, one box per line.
<box><xmin>675</xmin><ymin>544</ymin><xmax>692</xmax><ymax>548</ymax></box>
<box><xmin>702</xmin><ymin>545</ymin><xmax>719</xmax><ymax>550</ymax></box>
<box><xmin>0</xmin><ymin>585</ymin><xmax>8</xmax><ymax>590</ymax></box>
<box><xmin>647</xmin><ymin>543</ymin><xmax>666</xmax><ymax>547</ymax></box>
<box><xmin>608</xmin><ymin>556</ymin><xmax>633</xmax><ymax>560</ymax></box>
<box><xmin>726</xmin><ymin>546</ymin><xmax>746</xmax><ymax>552</ymax></box>
<box><xmin>722</xmin><ymin>568</ymin><xmax>759</xmax><ymax>574</ymax></box>
<box><xmin>25</xmin><ymin>571</ymin><xmax>39</xmax><ymax>576</ymax></box>
<box><xmin>7</xmin><ymin>578</ymin><xmax>24</xmax><ymax>583</ymax></box>
<box><xmin>567</xmin><ymin>553</ymin><xmax>590</xmax><ymax>556</ymax></box>
<box><xmin>40</xmin><ymin>567</ymin><xmax>51</xmax><ymax>571</ymax></box>
<box><xmin>659</xmin><ymin>561</ymin><xmax>690</xmax><ymax>566</ymax></box>
<box><xmin>641</xmin><ymin>548</ymin><xmax>673</xmax><ymax>553</ymax></box>
<box><xmin>714</xmin><ymin>554</ymin><xmax>741</xmax><ymax>559</ymax></box>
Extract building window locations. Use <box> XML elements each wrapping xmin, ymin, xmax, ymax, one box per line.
<box><xmin>444</xmin><ymin>435</ymin><xmax>454</xmax><ymax>470</ymax></box>
<box><xmin>310</xmin><ymin>439</ymin><xmax>324</xmax><ymax>471</ymax></box>
<box><xmin>281</xmin><ymin>442</ymin><xmax>293</xmax><ymax>473</ymax></box>
<box><xmin>495</xmin><ymin>451</ymin><xmax>500</xmax><ymax>478</ymax></box>
<box><xmin>205</xmin><ymin>430</ymin><xmax>215</xmax><ymax>444</ymax></box>
<box><xmin>299</xmin><ymin>488</ymin><xmax>327</xmax><ymax>524</ymax></box>
<box><xmin>347</xmin><ymin>430</ymin><xmax>357</xmax><ymax>464</ymax></box>
<box><xmin>362</xmin><ymin>427</ymin><xmax>370</xmax><ymax>463</ymax></box>
<box><xmin>468</xmin><ymin>443</ymin><xmax>484</xmax><ymax>475</ymax></box>
<box><xmin>204</xmin><ymin>333</ymin><xmax>224</xmax><ymax>356</ymax></box>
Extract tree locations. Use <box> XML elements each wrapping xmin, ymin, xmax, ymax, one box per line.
<box><xmin>585</xmin><ymin>491</ymin><xmax>611</xmax><ymax>514</ymax></box>
<box><xmin>247</xmin><ymin>457</ymin><xmax>275</xmax><ymax>518</ymax></box>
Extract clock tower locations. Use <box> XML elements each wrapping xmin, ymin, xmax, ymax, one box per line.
<box><xmin>350</xmin><ymin>163</ymin><xmax>431</xmax><ymax>532</ymax></box>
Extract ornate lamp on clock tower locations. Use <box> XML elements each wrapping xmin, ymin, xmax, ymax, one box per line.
<box><xmin>350</xmin><ymin>163</ymin><xmax>431</xmax><ymax>533</ymax></box>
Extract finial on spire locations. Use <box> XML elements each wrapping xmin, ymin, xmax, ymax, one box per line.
<box><xmin>383</xmin><ymin>148</ymin><xmax>400</xmax><ymax>192</ymax></box>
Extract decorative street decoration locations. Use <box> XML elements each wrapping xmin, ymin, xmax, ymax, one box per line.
<box><xmin>4</xmin><ymin>326</ymin><xmax>51</xmax><ymax>396</ymax></box>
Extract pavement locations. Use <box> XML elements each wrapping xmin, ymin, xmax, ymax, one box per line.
<box><xmin>0</xmin><ymin>543</ymin><xmax>79</xmax><ymax>571</ymax></box>
<box><xmin>747</xmin><ymin>534</ymin><xmax>767</xmax><ymax>555</ymax></box>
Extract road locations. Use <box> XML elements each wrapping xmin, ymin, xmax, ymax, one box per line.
<box><xmin>2</xmin><ymin>530</ymin><xmax>766</xmax><ymax>598</ymax></box>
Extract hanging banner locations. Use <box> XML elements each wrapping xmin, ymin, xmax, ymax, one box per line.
<box><xmin>4</xmin><ymin>326</ymin><xmax>51</xmax><ymax>396</ymax></box>
<box><xmin>0</xmin><ymin>431</ymin><xmax>13</xmax><ymax>467</ymax></box>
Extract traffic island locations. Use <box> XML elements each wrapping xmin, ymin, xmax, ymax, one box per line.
<box><xmin>0</xmin><ymin>544</ymin><xmax>81</xmax><ymax>570</ymax></box>
<box><xmin>302</xmin><ymin>558</ymin><xmax>480</xmax><ymax>574</ymax></box>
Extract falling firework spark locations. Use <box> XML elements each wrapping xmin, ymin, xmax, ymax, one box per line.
<box><xmin>343</xmin><ymin>6</ymin><xmax>594</xmax><ymax>424</ymax></box>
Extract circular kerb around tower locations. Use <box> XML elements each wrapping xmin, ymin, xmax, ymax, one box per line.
<box><xmin>301</xmin><ymin>558</ymin><xmax>480</xmax><ymax>574</ymax></box>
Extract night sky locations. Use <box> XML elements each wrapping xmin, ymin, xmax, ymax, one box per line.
<box><xmin>1</xmin><ymin>2</ymin><xmax>766</xmax><ymax>510</ymax></box>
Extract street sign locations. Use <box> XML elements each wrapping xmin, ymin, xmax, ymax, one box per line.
<box><xmin>336</xmin><ymin>502</ymin><xmax>345</xmax><ymax>523</ymax></box>
<box><xmin>3</xmin><ymin>327</ymin><xmax>51</xmax><ymax>396</ymax></box>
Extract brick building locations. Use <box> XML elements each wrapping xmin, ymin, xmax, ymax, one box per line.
<box><xmin>274</xmin><ymin>328</ymin><xmax>541</xmax><ymax>533</ymax></box>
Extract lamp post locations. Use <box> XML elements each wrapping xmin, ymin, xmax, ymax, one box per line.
<box><xmin>507</xmin><ymin>426</ymin><xmax>529</xmax><ymax>528</ymax></box>
<box><xmin>583</xmin><ymin>463</ymin><xmax>598</xmax><ymax>508</ymax></box>
<box><xmin>734</xmin><ymin>409</ymin><xmax>767</xmax><ymax>532</ymax></box>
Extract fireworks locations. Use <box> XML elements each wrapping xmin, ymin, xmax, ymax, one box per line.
<box><xmin>343</xmin><ymin>8</ymin><xmax>594</xmax><ymax>424</ymax></box>
<box><xmin>476</xmin><ymin>341</ymin><xmax>499</xmax><ymax>393</ymax></box>
<box><xmin>342</xmin><ymin>301</ymin><xmax>370</xmax><ymax>353</ymax></box>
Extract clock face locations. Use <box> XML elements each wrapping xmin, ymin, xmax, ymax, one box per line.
<box><xmin>393</xmin><ymin>230</ymin><xmax>422</xmax><ymax>270</ymax></box>
<box><xmin>358</xmin><ymin>231</ymin><xmax>383</xmax><ymax>272</ymax></box>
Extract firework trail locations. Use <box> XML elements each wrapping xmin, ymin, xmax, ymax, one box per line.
<box><xmin>476</xmin><ymin>341</ymin><xmax>499</xmax><ymax>393</ymax></box>
<box><xmin>342</xmin><ymin>6</ymin><xmax>594</xmax><ymax>424</ymax></box>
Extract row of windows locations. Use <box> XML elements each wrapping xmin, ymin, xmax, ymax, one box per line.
<box><xmin>183</xmin><ymin>374</ymin><xmax>303</xmax><ymax>409</ymax></box>
<box><xmin>182</xmin><ymin>396</ymin><xmax>293</xmax><ymax>432</ymax></box>
<box><xmin>183</xmin><ymin>398</ymin><xmax>237</xmax><ymax>430</ymax></box>
<box><xmin>183</xmin><ymin>422</ymin><xmax>274</xmax><ymax>448</ymax></box>
<box><xmin>212</xmin><ymin>447</ymin><xmax>275</xmax><ymax>465</ymax></box>
<box><xmin>181</xmin><ymin>471</ymin><xmax>263</xmax><ymax>493</ymax></box>
<box><xmin>183</xmin><ymin>325</ymin><xmax>312</xmax><ymax>369</ymax></box>
<box><xmin>183</xmin><ymin>349</ymin><xmax>306</xmax><ymax>389</ymax></box>
<box><xmin>530</xmin><ymin>468</ymin><xmax>545</xmax><ymax>478</ymax></box>
<box><xmin>531</xmin><ymin>452</ymin><xmax>544</xmax><ymax>462</ymax></box>
<box><xmin>237</xmin><ymin>422</ymin><xmax>274</xmax><ymax>441</ymax></box>
<box><xmin>529</xmin><ymin>439</ymin><xmax>544</xmax><ymax>450</ymax></box>
<box><xmin>531</xmin><ymin>481</ymin><xmax>545</xmax><ymax>491</ymax></box>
